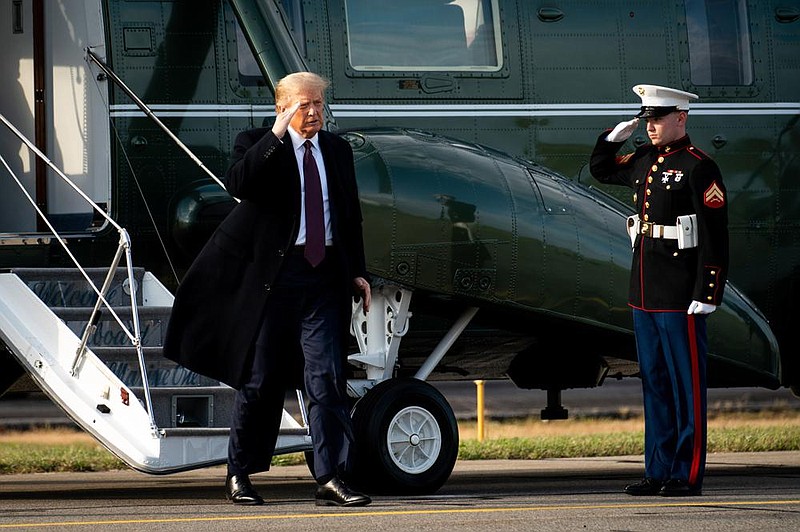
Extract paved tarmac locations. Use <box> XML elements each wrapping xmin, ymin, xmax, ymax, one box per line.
<box><xmin>0</xmin><ymin>452</ymin><xmax>798</xmax><ymax>531</ymax></box>
<box><xmin>1</xmin><ymin>380</ymin><xmax>797</xmax><ymax>530</ymax></box>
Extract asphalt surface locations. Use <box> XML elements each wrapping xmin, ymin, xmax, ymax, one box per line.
<box><xmin>0</xmin><ymin>453</ymin><xmax>798</xmax><ymax>531</ymax></box>
<box><xmin>1</xmin><ymin>380</ymin><xmax>798</xmax><ymax>530</ymax></box>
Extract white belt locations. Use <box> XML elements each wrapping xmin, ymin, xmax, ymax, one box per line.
<box><xmin>626</xmin><ymin>214</ymin><xmax>697</xmax><ymax>249</ymax></box>
<box><xmin>627</xmin><ymin>215</ymin><xmax>678</xmax><ymax>240</ymax></box>
<box><xmin>640</xmin><ymin>222</ymin><xmax>679</xmax><ymax>239</ymax></box>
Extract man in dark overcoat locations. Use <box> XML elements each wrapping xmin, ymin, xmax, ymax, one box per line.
<box><xmin>590</xmin><ymin>85</ymin><xmax>729</xmax><ymax>497</ymax></box>
<box><xmin>163</xmin><ymin>72</ymin><xmax>372</xmax><ymax>507</ymax></box>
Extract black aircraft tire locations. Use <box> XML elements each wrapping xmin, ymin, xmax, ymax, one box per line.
<box><xmin>350</xmin><ymin>378</ymin><xmax>458</xmax><ymax>495</ymax></box>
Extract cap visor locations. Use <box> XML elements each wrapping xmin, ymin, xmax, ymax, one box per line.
<box><xmin>636</xmin><ymin>106</ymin><xmax>679</xmax><ymax>118</ymax></box>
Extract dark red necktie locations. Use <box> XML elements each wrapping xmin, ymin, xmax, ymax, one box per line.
<box><xmin>303</xmin><ymin>140</ymin><xmax>325</xmax><ymax>267</ymax></box>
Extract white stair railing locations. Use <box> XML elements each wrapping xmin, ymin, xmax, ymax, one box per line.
<box><xmin>0</xmin><ymin>112</ymin><xmax>157</xmax><ymax>435</ymax></box>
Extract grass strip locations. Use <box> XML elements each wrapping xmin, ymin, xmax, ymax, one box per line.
<box><xmin>0</xmin><ymin>441</ymin><xmax>124</xmax><ymax>474</ymax></box>
<box><xmin>1</xmin><ymin>420</ymin><xmax>798</xmax><ymax>474</ymax></box>
<box><xmin>460</xmin><ymin>432</ymin><xmax>643</xmax><ymax>460</ymax></box>
<box><xmin>460</xmin><ymin>425</ymin><xmax>800</xmax><ymax>460</ymax></box>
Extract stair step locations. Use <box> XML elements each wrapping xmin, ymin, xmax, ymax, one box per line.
<box><xmin>129</xmin><ymin>386</ymin><xmax>309</xmax><ymax>432</ymax></box>
<box><xmin>9</xmin><ymin>267</ymin><xmax>146</xmax><ymax>307</ymax></box>
<box><xmin>91</xmin><ymin>346</ymin><xmax>163</xmax><ymax>361</ymax></box>
<box><xmin>133</xmin><ymin>385</ymin><xmax>236</xmax><ymax>428</ymax></box>
<box><xmin>52</xmin><ymin>306</ymin><xmax>171</xmax><ymax>347</ymax></box>
<box><xmin>159</xmin><ymin>426</ymin><xmax>309</xmax><ymax>437</ymax></box>
<box><xmin>91</xmin><ymin>347</ymin><xmax>220</xmax><ymax>388</ymax></box>
<box><xmin>52</xmin><ymin>306</ymin><xmax>171</xmax><ymax>320</ymax></box>
<box><xmin>160</xmin><ymin>427</ymin><xmax>230</xmax><ymax>437</ymax></box>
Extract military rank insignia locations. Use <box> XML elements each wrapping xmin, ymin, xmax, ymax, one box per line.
<box><xmin>616</xmin><ymin>153</ymin><xmax>634</xmax><ymax>165</ymax></box>
<box><xmin>704</xmin><ymin>181</ymin><xmax>725</xmax><ymax>208</ymax></box>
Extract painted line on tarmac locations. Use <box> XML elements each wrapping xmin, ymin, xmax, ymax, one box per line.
<box><xmin>2</xmin><ymin>499</ymin><xmax>800</xmax><ymax>528</ymax></box>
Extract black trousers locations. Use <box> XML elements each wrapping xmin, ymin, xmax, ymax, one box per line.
<box><xmin>227</xmin><ymin>249</ymin><xmax>353</xmax><ymax>481</ymax></box>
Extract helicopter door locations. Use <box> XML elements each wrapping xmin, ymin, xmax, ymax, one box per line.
<box><xmin>0</xmin><ymin>0</ymin><xmax>109</xmax><ymax>235</ymax></box>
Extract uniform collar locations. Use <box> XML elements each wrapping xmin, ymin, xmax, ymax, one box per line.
<box><xmin>657</xmin><ymin>134</ymin><xmax>691</xmax><ymax>154</ymax></box>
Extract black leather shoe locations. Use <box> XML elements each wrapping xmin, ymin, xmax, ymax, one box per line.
<box><xmin>659</xmin><ymin>479</ymin><xmax>701</xmax><ymax>497</ymax></box>
<box><xmin>225</xmin><ymin>474</ymin><xmax>264</xmax><ymax>505</ymax></box>
<box><xmin>624</xmin><ymin>477</ymin><xmax>663</xmax><ymax>496</ymax></box>
<box><xmin>315</xmin><ymin>477</ymin><xmax>371</xmax><ymax>507</ymax></box>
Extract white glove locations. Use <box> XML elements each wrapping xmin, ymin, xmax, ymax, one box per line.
<box><xmin>688</xmin><ymin>300</ymin><xmax>717</xmax><ymax>315</ymax></box>
<box><xmin>605</xmin><ymin>118</ymin><xmax>639</xmax><ymax>142</ymax></box>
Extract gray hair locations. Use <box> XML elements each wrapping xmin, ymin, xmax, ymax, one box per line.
<box><xmin>275</xmin><ymin>72</ymin><xmax>329</xmax><ymax>107</ymax></box>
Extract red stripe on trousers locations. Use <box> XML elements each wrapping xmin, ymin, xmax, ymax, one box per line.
<box><xmin>687</xmin><ymin>314</ymin><xmax>702</xmax><ymax>485</ymax></box>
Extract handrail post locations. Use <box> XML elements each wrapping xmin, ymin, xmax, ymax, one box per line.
<box><xmin>71</xmin><ymin>242</ymin><xmax>125</xmax><ymax>376</ymax></box>
<box><xmin>120</xmin><ymin>229</ymin><xmax>158</xmax><ymax>434</ymax></box>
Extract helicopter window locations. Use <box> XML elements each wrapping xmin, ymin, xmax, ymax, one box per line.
<box><xmin>344</xmin><ymin>0</ymin><xmax>502</xmax><ymax>71</ymax></box>
<box><xmin>234</xmin><ymin>23</ymin><xmax>266</xmax><ymax>87</ymax></box>
<box><xmin>685</xmin><ymin>0</ymin><xmax>753</xmax><ymax>86</ymax></box>
<box><xmin>277</xmin><ymin>0</ymin><xmax>307</xmax><ymax>57</ymax></box>
<box><xmin>230</xmin><ymin>0</ymin><xmax>305</xmax><ymax>89</ymax></box>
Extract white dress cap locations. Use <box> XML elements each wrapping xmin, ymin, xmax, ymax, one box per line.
<box><xmin>633</xmin><ymin>84</ymin><xmax>699</xmax><ymax>117</ymax></box>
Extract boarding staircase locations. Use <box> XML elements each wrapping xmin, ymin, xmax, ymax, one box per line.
<box><xmin>9</xmin><ymin>267</ymin><xmax>226</xmax><ymax>428</ymax></box>
<box><xmin>0</xmin><ymin>265</ymin><xmax>312</xmax><ymax>473</ymax></box>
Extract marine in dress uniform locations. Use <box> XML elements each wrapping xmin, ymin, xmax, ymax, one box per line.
<box><xmin>590</xmin><ymin>85</ymin><xmax>729</xmax><ymax>497</ymax></box>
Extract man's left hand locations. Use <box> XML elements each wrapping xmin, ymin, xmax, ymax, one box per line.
<box><xmin>353</xmin><ymin>277</ymin><xmax>371</xmax><ymax>313</ymax></box>
<box><xmin>688</xmin><ymin>300</ymin><xmax>716</xmax><ymax>314</ymax></box>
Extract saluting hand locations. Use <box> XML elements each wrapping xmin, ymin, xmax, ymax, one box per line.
<box><xmin>271</xmin><ymin>101</ymin><xmax>301</xmax><ymax>138</ymax></box>
<box><xmin>606</xmin><ymin>118</ymin><xmax>640</xmax><ymax>143</ymax></box>
<box><xmin>353</xmin><ymin>277</ymin><xmax>371</xmax><ymax>314</ymax></box>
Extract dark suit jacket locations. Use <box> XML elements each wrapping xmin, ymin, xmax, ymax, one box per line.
<box><xmin>163</xmin><ymin>128</ymin><xmax>367</xmax><ymax>388</ymax></box>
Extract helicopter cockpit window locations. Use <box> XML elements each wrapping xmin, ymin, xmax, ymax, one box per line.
<box><xmin>344</xmin><ymin>0</ymin><xmax>502</xmax><ymax>71</ymax></box>
<box><xmin>231</xmin><ymin>0</ymin><xmax>305</xmax><ymax>89</ymax></box>
<box><xmin>235</xmin><ymin>23</ymin><xmax>266</xmax><ymax>87</ymax></box>
<box><xmin>685</xmin><ymin>0</ymin><xmax>753</xmax><ymax>86</ymax></box>
<box><xmin>277</xmin><ymin>0</ymin><xmax>306</xmax><ymax>57</ymax></box>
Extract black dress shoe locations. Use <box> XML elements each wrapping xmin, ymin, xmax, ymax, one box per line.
<box><xmin>624</xmin><ymin>477</ymin><xmax>663</xmax><ymax>496</ymax></box>
<box><xmin>659</xmin><ymin>478</ymin><xmax>701</xmax><ymax>497</ymax></box>
<box><xmin>315</xmin><ymin>477</ymin><xmax>371</xmax><ymax>507</ymax></box>
<box><xmin>225</xmin><ymin>474</ymin><xmax>264</xmax><ymax>505</ymax></box>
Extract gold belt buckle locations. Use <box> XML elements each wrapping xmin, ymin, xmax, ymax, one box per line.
<box><xmin>640</xmin><ymin>222</ymin><xmax>651</xmax><ymax>236</ymax></box>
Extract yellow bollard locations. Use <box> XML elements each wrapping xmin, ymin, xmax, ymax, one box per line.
<box><xmin>474</xmin><ymin>379</ymin><xmax>485</xmax><ymax>442</ymax></box>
